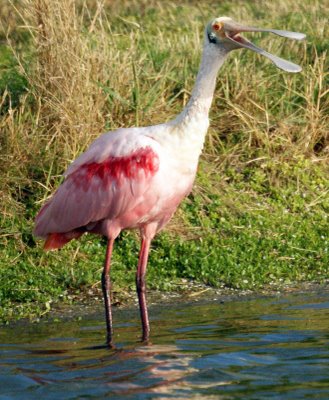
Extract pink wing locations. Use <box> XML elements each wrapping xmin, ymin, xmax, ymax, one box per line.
<box><xmin>34</xmin><ymin>128</ymin><xmax>161</xmax><ymax>242</ymax></box>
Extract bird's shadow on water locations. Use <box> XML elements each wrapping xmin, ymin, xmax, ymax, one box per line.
<box><xmin>4</xmin><ymin>343</ymin><xmax>184</xmax><ymax>400</ymax></box>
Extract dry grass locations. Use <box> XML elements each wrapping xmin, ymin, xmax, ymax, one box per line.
<box><xmin>0</xmin><ymin>0</ymin><xmax>328</xmax><ymax>234</ymax></box>
<box><xmin>9</xmin><ymin>0</ymin><xmax>114</xmax><ymax>161</ymax></box>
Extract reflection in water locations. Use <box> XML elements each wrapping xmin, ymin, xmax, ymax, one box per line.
<box><xmin>0</xmin><ymin>289</ymin><xmax>328</xmax><ymax>399</ymax></box>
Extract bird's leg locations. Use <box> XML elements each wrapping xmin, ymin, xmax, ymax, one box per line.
<box><xmin>101</xmin><ymin>238</ymin><xmax>115</xmax><ymax>347</ymax></box>
<box><xmin>136</xmin><ymin>237</ymin><xmax>152</xmax><ymax>342</ymax></box>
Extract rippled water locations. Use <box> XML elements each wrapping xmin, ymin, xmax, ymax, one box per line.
<box><xmin>1</xmin><ymin>288</ymin><xmax>328</xmax><ymax>399</ymax></box>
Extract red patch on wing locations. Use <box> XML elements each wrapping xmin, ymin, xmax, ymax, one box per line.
<box><xmin>71</xmin><ymin>146</ymin><xmax>159</xmax><ymax>189</ymax></box>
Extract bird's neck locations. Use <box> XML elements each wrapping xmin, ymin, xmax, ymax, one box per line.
<box><xmin>176</xmin><ymin>43</ymin><xmax>228</xmax><ymax>124</ymax></box>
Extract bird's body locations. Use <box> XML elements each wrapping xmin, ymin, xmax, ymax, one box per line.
<box><xmin>35</xmin><ymin>121</ymin><xmax>203</xmax><ymax>246</ymax></box>
<box><xmin>34</xmin><ymin>43</ymin><xmax>223</xmax><ymax>248</ymax></box>
<box><xmin>34</xmin><ymin>17</ymin><xmax>304</xmax><ymax>346</ymax></box>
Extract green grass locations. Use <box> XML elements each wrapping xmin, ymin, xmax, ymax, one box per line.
<box><xmin>0</xmin><ymin>0</ymin><xmax>328</xmax><ymax>322</ymax></box>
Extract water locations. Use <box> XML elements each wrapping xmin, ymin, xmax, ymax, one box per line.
<box><xmin>1</xmin><ymin>288</ymin><xmax>328</xmax><ymax>399</ymax></box>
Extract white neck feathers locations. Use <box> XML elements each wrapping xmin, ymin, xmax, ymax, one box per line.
<box><xmin>176</xmin><ymin>41</ymin><xmax>228</xmax><ymax>123</ymax></box>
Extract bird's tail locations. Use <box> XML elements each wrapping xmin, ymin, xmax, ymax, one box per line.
<box><xmin>44</xmin><ymin>231</ymin><xmax>84</xmax><ymax>251</ymax></box>
<box><xmin>34</xmin><ymin>196</ymin><xmax>84</xmax><ymax>250</ymax></box>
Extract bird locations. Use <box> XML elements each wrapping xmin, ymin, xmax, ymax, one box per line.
<box><xmin>34</xmin><ymin>17</ymin><xmax>305</xmax><ymax>346</ymax></box>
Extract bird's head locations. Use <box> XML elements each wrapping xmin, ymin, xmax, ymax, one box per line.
<box><xmin>206</xmin><ymin>17</ymin><xmax>306</xmax><ymax>72</ymax></box>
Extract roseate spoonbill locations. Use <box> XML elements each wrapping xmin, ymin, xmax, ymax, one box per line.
<box><xmin>34</xmin><ymin>17</ymin><xmax>305</xmax><ymax>346</ymax></box>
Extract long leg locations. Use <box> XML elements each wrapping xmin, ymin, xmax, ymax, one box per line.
<box><xmin>136</xmin><ymin>237</ymin><xmax>152</xmax><ymax>342</ymax></box>
<box><xmin>102</xmin><ymin>238</ymin><xmax>115</xmax><ymax>347</ymax></box>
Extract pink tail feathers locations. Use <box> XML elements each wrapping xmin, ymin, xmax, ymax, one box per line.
<box><xmin>44</xmin><ymin>231</ymin><xmax>84</xmax><ymax>251</ymax></box>
<box><xmin>34</xmin><ymin>197</ymin><xmax>84</xmax><ymax>250</ymax></box>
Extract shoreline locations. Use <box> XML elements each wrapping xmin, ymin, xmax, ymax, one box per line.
<box><xmin>4</xmin><ymin>280</ymin><xmax>328</xmax><ymax>327</ymax></box>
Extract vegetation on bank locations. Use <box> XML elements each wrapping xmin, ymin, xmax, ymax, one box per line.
<box><xmin>0</xmin><ymin>0</ymin><xmax>328</xmax><ymax>322</ymax></box>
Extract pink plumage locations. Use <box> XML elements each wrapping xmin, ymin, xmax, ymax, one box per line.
<box><xmin>34</xmin><ymin>129</ymin><xmax>189</xmax><ymax>246</ymax></box>
<box><xmin>34</xmin><ymin>16</ymin><xmax>304</xmax><ymax>346</ymax></box>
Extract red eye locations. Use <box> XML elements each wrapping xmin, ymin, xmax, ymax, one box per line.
<box><xmin>213</xmin><ymin>23</ymin><xmax>221</xmax><ymax>31</ymax></box>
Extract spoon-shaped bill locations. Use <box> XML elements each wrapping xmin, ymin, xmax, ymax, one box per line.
<box><xmin>238</xmin><ymin>38</ymin><xmax>302</xmax><ymax>72</ymax></box>
<box><xmin>245</xmin><ymin>27</ymin><xmax>306</xmax><ymax>41</ymax></box>
<box><xmin>227</xmin><ymin>21</ymin><xmax>306</xmax><ymax>41</ymax></box>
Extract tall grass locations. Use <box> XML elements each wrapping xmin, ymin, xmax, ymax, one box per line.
<box><xmin>0</xmin><ymin>0</ymin><xmax>328</xmax><ymax>319</ymax></box>
<box><xmin>1</xmin><ymin>0</ymin><xmax>328</xmax><ymax>237</ymax></box>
